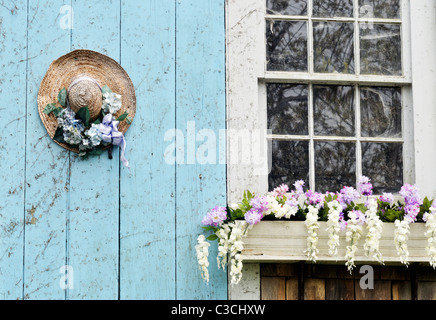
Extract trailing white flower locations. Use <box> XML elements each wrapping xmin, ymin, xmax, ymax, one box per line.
<box><xmin>305</xmin><ymin>205</ymin><xmax>320</xmax><ymax>263</ymax></box>
<box><xmin>394</xmin><ymin>219</ymin><xmax>410</xmax><ymax>266</ymax></box>
<box><xmin>227</xmin><ymin>221</ymin><xmax>249</xmax><ymax>285</ymax></box>
<box><xmin>423</xmin><ymin>205</ymin><xmax>436</xmax><ymax>269</ymax></box>
<box><xmin>195</xmin><ymin>235</ymin><xmax>210</xmax><ymax>283</ymax></box>
<box><xmin>326</xmin><ymin>200</ymin><xmax>343</xmax><ymax>257</ymax></box>
<box><xmin>345</xmin><ymin>210</ymin><xmax>363</xmax><ymax>273</ymax></box>
<box><xmin>216</xmin><ymin>223</ymin><xmax>231</xmax><ymax>270</ymax></box>
<box><xmin>363</xmin><ymin>199</ymin><xmax>384</xmax><ymax>264</ymax></box>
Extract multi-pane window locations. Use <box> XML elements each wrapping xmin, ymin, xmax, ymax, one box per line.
<box><xmin>265</xmin><ymin>0</ymin><xmax>411</xmax><ymax>194</ymax></box>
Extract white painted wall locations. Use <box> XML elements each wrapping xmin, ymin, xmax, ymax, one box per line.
<box><xmin>410</xmin><ymin>0</ymin><xmax>436</xmax><ymax>199</ymax></box>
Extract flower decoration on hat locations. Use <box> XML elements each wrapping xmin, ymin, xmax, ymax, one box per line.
<box><xmin>43</xmin><ymin>77</ymin><xmax>132</xmax><ymax>168</ymax></box>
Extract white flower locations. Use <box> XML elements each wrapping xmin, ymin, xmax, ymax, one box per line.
<box><xmin>85</xmin><ymin>123</ymin><xmax>102</xmax><ymax>147</ymax></box>
<box><xmin>345</xmin><ymin>210</ymin><xmax>363</xmax><ymax>273</ymax></box>
<box><xmin>228</xmin><ymin>221</ymin><xmax>249</xmax><ymax>285</ymax></box>
<box><xmin>394</xmin><ymin>219</ymin><xmax>410</xmax><ymax>266</ymax></box>
<box><xmin>424</xmin><ymin>205</ymin><xmax>436</xmax><ymax>269</ymax></box>
<box><xmin>305</xmin><ymin>205</ymin><xmax>320</xmax><ymax>263</ymax></box>
<box><xmin>363</xmin><ymin>199</ymin><xmax>384</xmax><ymax>264</ymax></box>
<box><xmin>102</xmin><ymin>92</ymin><xmax>122</xmax><ymax>114</ymax></box>
<box><xmin>214</xmin><ymin>221</ymin><xmax>249</xmax><ymax>285</ymax></box>
<box><xmin>326</xmin><ymin>200</ymin><xmax>343</xmax><ymax>257</ymax></box>
<box><xmin>195</xmin><ymin>235</ymin><xmax>210</xmax><ymax>283</ymax></box>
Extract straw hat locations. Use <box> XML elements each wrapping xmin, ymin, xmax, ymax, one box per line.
<box><xmin>37</xmin><ymin>49</ymin><xmax>136</xmax><ymax>153</ymax></box>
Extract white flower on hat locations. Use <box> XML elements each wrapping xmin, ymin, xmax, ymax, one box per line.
<box><xmin>102</xmin><ymin>92</ymin><xmax>122</xmax><ymax>114</ymax></box>
<box><xmin>85</xmin><ymin>123</ymin><xmax>102</xmax><ymax>147</ymax></box>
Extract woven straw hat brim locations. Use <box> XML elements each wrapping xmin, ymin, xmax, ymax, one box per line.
<box><xmin>37</xmin><ymin>49</ymin><xmax>136</xmax><ymax>153</ymax></box>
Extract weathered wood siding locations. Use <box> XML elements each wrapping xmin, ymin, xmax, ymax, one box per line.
<box><xmin>0</xmin><ymin>0</ymin><xmax>226</xmax><ymax>300</ymax></box>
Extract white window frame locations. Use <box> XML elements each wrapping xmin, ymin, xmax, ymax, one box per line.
<box><xmin>226</xmin><ymin>0</ymin><xmax>436</xmax><ymax>299</ymax></box>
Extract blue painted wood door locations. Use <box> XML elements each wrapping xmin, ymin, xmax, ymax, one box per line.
<box><xmin>0</xmin><ymin>0</ymin><xmax>227</xmax><ymax>300</ymax></box>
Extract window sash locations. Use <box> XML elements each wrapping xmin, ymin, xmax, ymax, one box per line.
<box><xmin>263</xmin><ymin>0</ymin><xmax>412</xmax><ymax>82</ymax></box>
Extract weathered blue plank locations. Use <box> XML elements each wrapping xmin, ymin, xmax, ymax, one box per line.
<box><xmin>67</xmin><ymin>0</ymin><xmax>120</xmax><ymax>300</ymax></box>
<box><xmin>175</xmin><ymin>0</ymin><xmax>227</xmax><ymax>299</ymax></box>
<box><xmin>119</xmin><ymin>0</ymin><xmax>176</xmax><ymax>299</ymax></box>
<box><xmin>0</xmin><ymin>0</ymin><xmax>28</xmax><ymax>300</ymax></box>
<box><xmin>23</xmin><ymin>0</ymin><xmax>71</xmax><ymax>300</ymax></box>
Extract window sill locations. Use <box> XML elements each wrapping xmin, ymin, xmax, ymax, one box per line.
<box><xmin>239</xmin><ymin>220</ymin><xmax>430</xmax><ymax>265</ymax></box>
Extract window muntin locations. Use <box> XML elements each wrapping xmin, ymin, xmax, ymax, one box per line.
<box><xmin>265</xmin><ymin>0</ymin><xmax>410</xmax><ymax>194</ymax></box>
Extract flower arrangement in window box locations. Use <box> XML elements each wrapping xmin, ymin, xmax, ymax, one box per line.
<box><xmin>196</xmin><ymin>177</ymin><xmax>436</xmax><ymax>285</ymax></box>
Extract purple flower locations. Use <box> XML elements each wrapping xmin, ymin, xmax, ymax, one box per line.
<box><xmin>271</xmin><ymin>184</ymin><xmax>289</xmax><ymax>198</ymax></box>
<box><xmin>338</xmin><ymin>186</ymin><xmax>360</xmax><ymax>205</ymax></box>
<box><xmin>305</xmin><ymin>190</ymin><xmax>325</xmax><ymax>207</ymax></box>
<box><xmin>357</xmin><ymin>176</ymin><xmax>373</xmax><ymax>196</ymax></box>
<box><xmin>380</xmin><ymin>192</ymin><xmax>395</xmax><ymax>205</ymax></box>
<box><xmin>285</xmin><ymin>197</ymin><xmax>298</xmax><ymax>208</ymax></box>
<box><xmin>404</xmin><ymin>203</ymin><xmax>420</xmax><ymax>223</ymax></box>
<box><xmin>202</xmin><ymin>206</ymin><xmax>227</xmax><ymax>227</ymax></box>
<box><xmin>250</xmin><ymin>196</ymin><xmax>269</xmax><ymax>214</ymax></box>
<box><xmin>293</xmin><ymin>180</ymin><xmax>305</xmax><ymax>196</ymax></box>
<box><xmin>244</xmin><ymin>208</ymin><xmax>263</xmax><ymax>225</ymax></box>
<box><xmin>400</xmin><ymin>184</ymin><xmax>422</xmax><ymax>206</ymax></box>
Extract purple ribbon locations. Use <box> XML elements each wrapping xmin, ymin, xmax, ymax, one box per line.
<box><xmin>99</xmin><ymin>114</ymin><xmax>129</xmax><ymax>168</ymax></box>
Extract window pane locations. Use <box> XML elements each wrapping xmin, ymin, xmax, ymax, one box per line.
<box><xmin>362</xmin><ymin>142</ymin><xmax>403</xmax><ymax>194</ymax></box>
<box><xmin>359</xmin><ymin>0</ymin><xmax>401</xmax><ymax>19</ymax></box>
<box><xmin>267</xmin><ymin>20</ymin><xmax>308</xmax><ymax>72</ymax></box>
<box><xmin>314</xmin><ymin>141</ymin><xmax>356</xmax><ymax>192</ymax></box>
<box><xmin>313</xmin><ymin>22</ymin><xmax>354</xmax><ymax>74</ymax></box>
<box><xmin>267</xmin><ymin>84</ymin><xmax>308</xmax><ymax>135</ymax></box>
<box><xmin>360</xmin><ymin>24</ymin><xmax>402</xmax><ymax>75</ymax></box>
<box><xmin>269</xmin><ymin>140</ymin><xmax>309</xmax><ymax>189</ymax></box>
<box><xmin>313</xmin><ymin>0</ymin><xmax>354</xmax><ymax>18</ymax></box>
<box><xmin>360</xmin><ymin>87</ymin><xmax>402</xmax><ymax>138</ymax></box>
<box><xmin>266</xmin><ymin>0</ymin><xmax>308</xmax><ymax>16</ymax></box>
<box><xmin>313</xmin><ymin>85</ymin><xmax>355</xmax><ymax>136</ymax></box>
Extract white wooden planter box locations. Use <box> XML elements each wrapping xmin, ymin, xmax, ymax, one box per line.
<box><xmin>239</xmin><ymin>221</ymin><xmax>430</xmax><ymax>265</ymax></box>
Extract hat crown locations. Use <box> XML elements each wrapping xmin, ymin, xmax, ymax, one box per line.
<box><xmin>68</xmin><ymin>75</ymin><xmax>102</xmax><ymax>122</ymax></box>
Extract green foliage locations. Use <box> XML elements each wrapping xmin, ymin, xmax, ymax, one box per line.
<box><xmin>58</xmin><ymin>88</ymin><xmax>67</xmax><ymax>107</ymax></box>
<box><xmin>76</xmin><ymin>106</ymin><xmax>90</xmax><ymax>127</ymax></box>
<box><xmin>43</xmin><ymin>103</ymin><xmax>57</xmax><ymax>114</ymax></box>
<box><xmin>53</xmin><ymin>126</ymin><xmax>65</xmax><ymax>143</ymax></box>
<box><xmin>101</xmin><ymin>85</ymin><xmax>112</xmax><ymax>95</ymax></box>
<box><xmin>116</xmin><ymin>111</ymin><xmax>129</xmax><ymax>121</ymax></box>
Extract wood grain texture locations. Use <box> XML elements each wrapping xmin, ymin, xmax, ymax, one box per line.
<box><xmin>23</xmin><ymin>0</ymin><xmax>71</xmax><ymax>300</ymax></box>
<box><xmin>1</xmin><ymin>0</ymin><xmax>227</xmax><ymax>300</ymax></box>
<box><xmin>119</xmin><ymin>0</ymin><xmax>176</xmax><ymax>300</ymax></box>
<box><xmin>175</xmin><ymin>0</ymin><xmax>227</xmax><ymax>299</ymax></box>
<box><xmin>261</xmin><ymin>277</ymin><xmax>286</xmax><ymax>300</ymax></box>
<box><xmin>0</xmin><ymin>0</ymin><xmax>27</xmax><ymax>300</ymax></box>
<box><xmin>67</xmin><ymin>0</ymin><xmax>121</xmax><ymax>300</ymax></box>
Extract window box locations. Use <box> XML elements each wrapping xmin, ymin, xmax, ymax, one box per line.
<box><xmin>239</xmin><ymin>220</ymin><xmax>429</xmax><ymax>264</ymax></box>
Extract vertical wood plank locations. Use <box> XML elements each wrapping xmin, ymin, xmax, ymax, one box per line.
<box><xmin>355</xmin><ymin>280</ymin><xmax>391</xmax><ymax>300</ymax></box>
<box><xmin>67</xmin><ymin>0</ymin><xmax>120</xmax><ymax>299</ymax></box>
<box><xmin>0</xmin><ymin>0</ymin><xmax>27</xmax><ymax>300</ymax></box>
<box><xmin>119</xmin><ymin>0</ymin><xmax>176</xmax><ymax>299</ymax></box>
<box><xmin>261</xmin><ymin>277</ymin><xmax>286</xmax><ymax>300</ymax></box>
<box><xmin>304</xmin><ymin>278</ymin><xmax>325</xmax><ymax>300</ymax></box>
<box><xmin>285</xmin><ymin>278</ymin><xmax>299</xmax><ymax>300</ymax></box>
<box><xmin>417</xmin><ymin>281</ymin><xmax>436</xmax><ymax>300</ymax></box>
<box><xmin>325</xmin><ymin>279</ymin><xmax>354</xmax><ymax>300</ymax></box>
<box><xmin>175</xmin><ymin>0</ymin><xmax>227</xmax><ymax>299</ymax></box>
<box><xmin>24</xmin><ymin>0</ymin><xmax>71</xmax><ymax>300</ymax></box>
<box><xmin>392</xmin><ymin>281</ymin><xmax>412</xmax><ymax>300</ymax></box>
